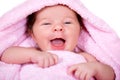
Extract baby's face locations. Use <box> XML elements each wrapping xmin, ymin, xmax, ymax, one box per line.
<box><xmin>31</xmin><ymin>5</ymin><xmax>81</xmax><ymax>51</ymax></box>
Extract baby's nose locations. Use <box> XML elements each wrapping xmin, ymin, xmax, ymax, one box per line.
<box><xmin>53</xmin><ymin>24</ymin><xmax>64</xmax><ymax>32</ymax></box>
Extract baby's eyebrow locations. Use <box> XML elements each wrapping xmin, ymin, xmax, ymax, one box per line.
<box><xmin>64</xmin><ymin>16</ymin><xmax>78</xmax><ymax>21</ymax></box>
<box><xmin>36</xmin><ymin>18</ymin><xmax>52</xmax><ymax>22</ymax></box>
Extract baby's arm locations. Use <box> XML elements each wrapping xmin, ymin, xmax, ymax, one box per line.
<box><xmin>68</xmin><ymin>52</ymin><xmax>115</xmax><ymax>80</ymax></box>
<box><xmin>1</xmin><ymin>46</ymin><xmax>58</xmax><ymax>67</ymax></box>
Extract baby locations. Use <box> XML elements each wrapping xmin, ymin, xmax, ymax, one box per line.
<box><xmin>1</xmin><ymin>5</ymin><xmax>115</xmax><ymax>80</ymax></box>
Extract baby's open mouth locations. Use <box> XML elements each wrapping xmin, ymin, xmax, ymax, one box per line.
<box><xmin>50</xmin><ymin>38</ymin><xmax>65</xmax><ymax>50</ymax></box>
<box><xmin>50</xmin><ymin>38</ymin><xmax>65</xmax><ymax>47</ymax></box>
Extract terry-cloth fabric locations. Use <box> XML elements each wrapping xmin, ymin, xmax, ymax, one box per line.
<box><xmin>0</xmin><ymin>0</ymin><xmax>120</xmax><ymax>80</ymax></box>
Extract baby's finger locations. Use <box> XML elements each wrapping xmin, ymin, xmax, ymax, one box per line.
<box><xmin>85</xmin><ymin>73</ymin><xmax>95</xmax><ymax>80</ymax></box>
<box><xmin>49</xmin><ymin>56</ymin><xmax>55</xmax><ymax>66</ymax></box>
<box><xmin>43</xmin><ymin>57</ymin><xmax>49</xmax><ymax>68</ymax></box>
<box><xmin>52</xmin><ymin>54</ymin><xmax>58</xmax><ymax>64</ymax></box>
<box><xmin>67</xmin><ymin>64</ymin><xmax>78</xmax><ymax>75</ymax></box>
<box><xmin>85</xmin><ymin>74</ymin><xmax>92</xmax><ymax>80</ymax></box>
<box><xmin>80</xmin><ymin>72</ymin><xmax>86</xmax><ymax>80</ymax></box>
<box><xmin>37</xmin><ymin>58</ymin><xmax>44</xmax><ymax>68</ymax></box>
<box><xmin>74</xmin><ymin>69</ymin><xmax>81</xmax><ymax>79</ymax></box>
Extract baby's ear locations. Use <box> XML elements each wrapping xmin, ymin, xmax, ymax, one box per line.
<box><xmin>26</xmin><ymin>28</ymin><xmax>32</xmax><ymax>36</ymax></box>
<box><xmin>30</xmin><ymin>31</ymin><xmax>37</xmax><ymax>43</ymax></box>
<box><xmin>29</xmin><ymin>30</ymin><xmax>34</xmax><ymax>38</ymax></box>
<box><xmin>27</xmin><ymin>29</ymin><xmax>34</xmax><ymax>39</ymax></box>
<box><xmin>80</xmin><ymin>26</ymin><xmax>82</xmax><ymax>30</ymax></box>
<box><xmin>28</xmin><ymin>29</ymin><xmax>32</xmax><ymax>35</ymax></box>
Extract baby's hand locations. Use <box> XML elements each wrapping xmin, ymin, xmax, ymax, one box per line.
<box><xmin>68</xmin><ymin>62</ymin><xmax>98</xmax><ymax>80</ymax></box>
<box><xmin>30</xmin><ymin>51</ymin><xmax>58</xmax><ymax>68</ymax></box>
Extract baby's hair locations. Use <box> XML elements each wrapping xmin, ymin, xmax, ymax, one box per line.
<box><xmin>76</xmin><ymin>13</ymin><xmax>85</xmax><ymax>28</ymax></box>
<box><xmin>26</xmin><ymin>12</ymin><xmax>36</xmax><ymax>35</ymax></box>
<box><xmin>26</xmin><ymin>9</ymin><xmax>85</xmax><ymax>35</ymax></box>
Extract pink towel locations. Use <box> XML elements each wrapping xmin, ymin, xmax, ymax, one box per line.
<box><xmin>0</xmin><ymin>0</ymin><xmax>120</xmax><ymax>80</ymax></box>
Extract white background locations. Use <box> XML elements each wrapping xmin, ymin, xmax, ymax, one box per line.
<box><xmin>0</xmin><ymin>0</ymin><xmax>120</xmax><ymax>37</ymax></box>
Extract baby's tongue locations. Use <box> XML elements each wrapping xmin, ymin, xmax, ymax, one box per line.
<box><xmin>51</xmin><ymin>39</ymin><xmax>64</xmax><ymax>47</ymax></box>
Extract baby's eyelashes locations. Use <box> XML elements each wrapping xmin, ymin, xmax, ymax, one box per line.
<box><xmin>64</xmin><ymin>21</ymin><xmax>72</xmax><ymax>24</ymax></box>
<box><xmin>42</xmin><ymin>23</ymin><xmax>51</xmax><ymax>25</ymax></box>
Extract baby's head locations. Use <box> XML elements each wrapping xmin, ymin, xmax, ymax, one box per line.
<box><xmin>26</xmin><ymin>4</ymin><xmax>84</xmax><ymax>52</ymax></box>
